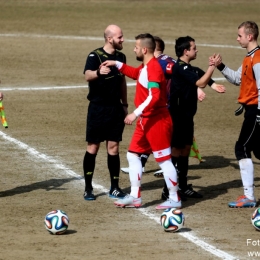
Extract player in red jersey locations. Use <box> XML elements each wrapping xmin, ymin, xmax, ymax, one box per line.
<box><xmin>120</xmin><ymin>36</ymin><xmax>225</xmax><ymax>197</ymax></box>
<box><xmin>216</xmin><ymin>21</ymin><xmax>260</xmax><ymax>208</ymax></box>
<box><xmin>103</xmin><ymin>33</ymin><xmax>181</xmax><ymax>209</ymax></box>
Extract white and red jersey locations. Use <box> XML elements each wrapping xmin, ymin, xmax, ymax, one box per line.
<box><xmin>117</xmin><ymin>57</ymin><xmax>168</xmax><ymax>117</ymax></box>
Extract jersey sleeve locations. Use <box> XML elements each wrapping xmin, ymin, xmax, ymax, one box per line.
<box><xmin>178</xmin><ymin>64</ymin><xmax>198</xmax><ymax>86</ymax></box>
<box><xmin>218</xmin><ymin>64</ymin><xmax>242</xmax><ymax>86</ymax></box>
<box><xmin>133</xmin><ymin>62</ymin><xmax>162</xmax><ymax>116</ymax></box>
<box><xmin>253</xmin><ymin>63</ymin><xmax>260</xmax><ymax>109</ymax></box>
<box><xmin>253</xmin><ymin>58</ymin><xmax>260</xmax><ymax>91</ymax></box>
<box><xmin>193</xmin><ymin>66</ymin><xmax>215</xmax><ymax>86</ymax></box>
<box><xmin>165</xmin><ymin>62</ymin><xmax>174</xmax><ymax>78</ymax></box>
<box><xmin>119</xmin><ymin>63</ymin><xmax>142</xmax><ymax>80</ymax></box>
<box><xmin>83</xmin><ymin>52</ymin><xmax>100</xmax><ymax>74</ymax></box>
<box><xmin>157</xmin><ymin>56</ymin><xmax>175</xmax><ymax>79</ymax></box>
<box><xmin>133</xmin><ymin>87</ymin><xmax>160</xmax><ymax>116</ymax></box>
<box><xmin>148</xmin><ymin>61</ymin><xmax>164</xmax><ymax>83</ymax></box>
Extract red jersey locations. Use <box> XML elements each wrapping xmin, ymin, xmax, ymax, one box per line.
<box><xmin>119</xmin><ymin>57</ymin><xmax>168</xmax><ymax>117</ymax></box>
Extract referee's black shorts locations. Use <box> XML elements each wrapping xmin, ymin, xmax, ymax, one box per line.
<box><xmin>86</xmin><ymin>102</ymin><xmax>125</xmax><ymax>143</ymax></box>
<box><xmin>171</xmin><ymin>116</ymin><xmax>194</xmax><ymax>149</ymax></box>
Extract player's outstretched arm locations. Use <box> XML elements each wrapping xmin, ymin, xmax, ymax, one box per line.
<box><xmin>85</xmin><ymin>65</ymin><xmax>111</xmax><ymax>81</ymax></box>
<box><xmin>102</xmin><ymin>60</ymin><xmax>116</xmax><ymax>67</ymax></box>
<box><xmin>211</xmin><ymin>83</ymin><xmax>226</xmax><ymax>93</ymax></box>
<box><xmin>197</xmin><ymin>88</ymin><xmax>206</xmax><ymax>102</ymax></box>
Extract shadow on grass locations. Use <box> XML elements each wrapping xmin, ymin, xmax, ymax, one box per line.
<box><xmin>0</xmin><ymin>177</ymin><xmax>80</xmax><ymax>197</ymax></box>
<box><xmin>125</xmin><ymin>155</ymin><xmax>260</xmax><ymax>209</ymax></box>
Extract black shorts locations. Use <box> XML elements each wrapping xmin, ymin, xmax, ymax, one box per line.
<box><xmin>235</xmin><ymin>105</ymin><xmax>260</xmax><ymax>160</ymax></box>
<box><xmin>86</xmin><ymin>102</ymin><xmax>125</xmax><ymax>143</ymax></box>
<box><xmin>171</xmin><ymin>116</ymin><xmax>194</xmax><ymax>148</ymax></box>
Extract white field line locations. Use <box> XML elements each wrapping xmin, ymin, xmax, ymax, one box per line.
<box><xmin>0</xmin><ymin>86</ymin><xmax>88</xmax><ymax>91</ymax></box>
<box><xmin>0</xmin><ymin>130</ymin><xmax>238</xmax><ymax>260</ymax></box>
<box><xmin>1</xmin><ymin>78</ymin><xmax>227</xmax><ymax>92</ymax></box>
<box><xmin>0</xmin><ymin>33</ymin><xmax>241</xmax><ymax>49</ymax></box>
<box><xmin>0</xmin><ymin>32</ymin><xmax>227</xmax><ymax>84</ymax></box>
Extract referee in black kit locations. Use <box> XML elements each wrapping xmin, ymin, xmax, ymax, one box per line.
<box><xmin>82</xmin><ymin>24</ymin><xmax>128</xmax><ymax>201</ymax></box>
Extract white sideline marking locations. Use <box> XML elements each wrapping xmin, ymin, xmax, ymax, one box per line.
<box><xmin>1</xmin><ymin>77</ymin><xmax>227</xmax><ymax>91</ymax></box>
<box><xmin>0</xmin><ymin>130</ymin><xmax>237</xmax><ymax>260</ymax></box>
<box><xmin>0</xmin><ymin>33</ymin><xmax>241</xmax><ymax>49</ymax></box>
<box><xmin>0</xmin><ymin>86</ymin><xmax>87</xmax><ymax>91</ymax></box>
<box><xmin>0</xmin><ymin>32</ymin><xmax>227</xmax><ymax>86</ymax></box>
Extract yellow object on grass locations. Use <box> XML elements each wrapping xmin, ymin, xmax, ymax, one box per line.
<box><xmin>189</xmin><ymin>137</ymin><xmax>201</xmax><ymax>162</ymax></box>
<box><xmin>0</xmin><ymin>101</ymin><xmax>8</xmax><ymax>128</ymax></box>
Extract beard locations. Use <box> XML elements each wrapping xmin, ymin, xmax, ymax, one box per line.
<box><xmin>136</xmin><ymin>55</ymin><xmax>143</xmax><ymax>62</ymax></box>
<box><xmin>112</xmin><ymin>40</ymin><xmax>123</xmax><ymax>50</ymax></box>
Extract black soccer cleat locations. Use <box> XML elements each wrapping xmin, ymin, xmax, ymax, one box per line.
<box><xmin>109</xmin><ymin>187</ymin><xmax>126</xmax><ymax>199</ymax></box>
<box><xmin>179</xmin><ymin>184</ymin><xmax>203</xmax><ymax>199</ymax></box>
<box><xmin>83</xmin><ymin>190</ymin><xmax>96</xmax><ymax>201</ymax></box>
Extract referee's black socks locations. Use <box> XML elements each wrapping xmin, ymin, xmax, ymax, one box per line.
<box><xmin>83</xmin><ymin>151</ymin><xmax>97</xmax><ymax>191</ymax></box>
<box><xmin>107</xmin><ymin>153</ymin><xmax>120</xmax><ymax>189</ymax></box>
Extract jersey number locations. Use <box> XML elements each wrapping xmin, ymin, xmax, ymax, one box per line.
<box><xmin>244</xmin><ymin>65</ymin><xmax>248</xmax><ymax>76</ymax></box>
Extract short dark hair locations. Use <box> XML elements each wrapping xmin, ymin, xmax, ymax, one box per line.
<box><xmin>238</xmin><ymin>21</ymin><xmax>259</xmax><ymax>40</ymax></box>
<box><xmin>175</xmin><ymin>36</ymin><xmax>195</xmax><ymax>57</ymax></box>
<box><xmin>153</xmin><ymin>36</ymin><xmax>165</xmax><ymax>52</ymax></box>
<box><xmin>135</xmin><ymin>33</ymin><xmax>156</xmax><ymax>52</ymax></box>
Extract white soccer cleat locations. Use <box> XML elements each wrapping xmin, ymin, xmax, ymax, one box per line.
<box><xmin>121</xmin><ymin>167</ymin><xmax>145</xmax><ymax>173</ymax></box>
<box><xmin>121</xmin><ymin>167</ymin><xmax>130</xmax><ymax>173</ymax></box>
<box><xmin>114</xmin><ymin>195</ymin><xmax>142</xmax><ymax>208</ymax></box>
<box><xmin>155</xmin><ymin>198</ymin><xmax>181</xmax><ymax>210</ymax></box>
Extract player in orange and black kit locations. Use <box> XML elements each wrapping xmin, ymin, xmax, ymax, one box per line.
<box><xmin>83</xmin><ymin>24</ymin><xmax>128</xmax><ymax>201</ymax></box>
<box><xmin>216</xmin><ymin>21</ymin><xmax>260</xmax><ymax>208</ymax></box>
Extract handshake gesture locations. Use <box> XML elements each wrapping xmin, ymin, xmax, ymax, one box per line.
<box><xmin>209</xmin><ymin>53</ymin><xmax>222</xmax><ymax>67</ymax></box>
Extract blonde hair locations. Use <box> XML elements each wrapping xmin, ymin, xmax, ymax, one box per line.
<box><xmin>238</xmin><ymin>21</ymin><xmax>259</xmax><ymax>40</ymax></box>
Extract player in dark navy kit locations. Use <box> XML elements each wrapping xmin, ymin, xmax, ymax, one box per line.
<box><xmin>82</xmin><ymin>24</ymin><xmax>128</xmax><ymax>201</ymax></box>
<box><xmin>169</xmin><ymin>36</ymin><xmax>220</xmax><ymax>200</ymax></box>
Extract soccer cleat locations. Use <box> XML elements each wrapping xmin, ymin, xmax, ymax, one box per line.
<box><xmin>155</xmin><ymin>198</ymin><xmax>182</xmax><ymax>210</ymax></box>
<box><xmin>228</xmin><ymin>195</ymin><xmax>257</xmax><ymax>208</ymax></box>
<box><xmin>83</xmin><ymin>190</ymin><xmax>96</xmax><ymax>201</ymax></box>
<box><xmin>121</xmin><ymin>167</ymin><xmax>130</xmax><ymax>173</ymax></box>
<box><xmin>154</xmin><ymin>169</ymin><xmax>164</xmax><ymax>177</ymax></box>
<box><xmin>114</xmin><ymin>195</ymin><xmax>142</xmax><ymax>208</ymax></box>
<box><xmin>161</xmin><ymin>188</ymin><xmax>187</xmax><ymax>201</ymax></box>
<box><xmin>179</xmin><ymin>184</ymin><xmax>203</xmax><ymax>198</ymax></box>
<box><xmin>109</xmin><ymin>187</ymin><xmax>126</xmax><ymax>199</ymax></box>
<box><xmin>121</xmin><ymin>167</ymin><xmax>145</xmax><ymax>174</ymax></box>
